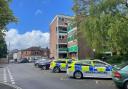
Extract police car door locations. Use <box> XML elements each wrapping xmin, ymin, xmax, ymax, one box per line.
<box><xmin>60</xmin><ymin>60</ymin><xmax>66</xmax><ymax>71</ymax></box>
<box><xmin>93</xmin><ymin>61</ymin><xmax>107</xmax><ymax>78</ymax></box>
<box><xmin>82</xmin><ymin>61</ymin><xmax>92</xmax><ymax>77</ymax></box>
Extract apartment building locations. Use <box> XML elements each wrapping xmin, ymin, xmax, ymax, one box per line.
<box><xmin>50</xmin><ymin>15</ymin><xmax>71</xmax><ymax>59</ymax></box>
<box><xmin>67</xmin><ymin>26</ymin><xmax>78</xmax><ymax>60</ymax></box>
<box><xmin>67</xmin><ymin>24</ymin><xmax>93</xmax><ymax>59</ymax></box>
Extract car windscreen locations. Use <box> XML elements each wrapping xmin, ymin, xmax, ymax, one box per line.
<box><xmin>78</xmin><ymin>60</ymin><xmax>91</xmax><ymax>65</ymax></box>
<box><xmin>121</xmin><ymin>65</ymin><xmax>128</xmax><ymax>71</ymax></box>
<box><xmin>117</xmin><ymin>62</ymin><xmax>128</xmax><ymax>69</ymax></box>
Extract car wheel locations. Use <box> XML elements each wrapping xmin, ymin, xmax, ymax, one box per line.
<box><xmin>35</xmin><ymin>64</ymin><xmax>37</xmax><ymax>67</ymax></box>
<box><xmin>124</xmin><ymin>81</ymin><xmax>128</xmax><ymax>89</ymax></box>
<box><xmin>42</xmin><ymin>66</ymin><xmax>47</xmax><ymax>70</ymax></box>
<box><xmin>53</xmin><ymin>67</ymin><xmax>60</xmax><ymax>73</ymax></box>
<box><xmin>74</xmin><ymin>71</ymin><xmax>83</xmax><ymax>79</ymax></box>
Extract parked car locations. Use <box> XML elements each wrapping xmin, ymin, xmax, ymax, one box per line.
<box><xmin>28</xmin><ymin>59</ymin><xmax>38</xmax><ymax>63</ymax></box>
<box><xmin>34</xmin><ymin>59</ymin><xmax>47</xmax><ymax>67</ymax></box>
<box><xmin>38</xmin><ymin>60</ymin><xmax>51</xmax><ymax>70</ymax></box>
<box><xmin>50</xmin><ymin>59</ymin><xmax>75</xmax><ymax>73</ymax></box>
<box><xmin>9</xmin><ymin>59</ymin><xmax>15</xmax><ymax>63</ymax></box>
<box><xmin>67</xmin><ymin>59</ymin><xmax>112</xmax><ymax>79</ymax></box>
<box><xmin>112</xmin><ymin>62</ymin><xmax>128</xmax><ymax>89</ymax></box>
<box><xmin>18</xmin><ymin>58</ymin><xmax>29</xmax><ymax>63</ymax></box>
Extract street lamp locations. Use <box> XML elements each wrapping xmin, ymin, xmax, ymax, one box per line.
<box><xmin>93</xmin><ymin>49</ymin><xmax>96</xmax><ymax>59</ymax></box>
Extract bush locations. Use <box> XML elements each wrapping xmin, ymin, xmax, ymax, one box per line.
<box><xmin>107</xmin><ymin>54</ymin><xmax>128</xmax><ymax>64</ymax></box>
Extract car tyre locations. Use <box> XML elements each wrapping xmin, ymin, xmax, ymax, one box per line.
<box><xmin>35</xmin><ymin>64</ymin><xmax>38</xmax><ymax>67</ymax></box>
<box><xmin>74</xmin><ymin>71</ymin><xmax>83</xmax><ymax>79</ymax></box>
<box><xmin>124</xmin><ymin>81</ymin><xmax>128</xmax><ymax>89</ymax></box>
<box><xmin>42</xmin><ymin>66</ymin><xmax>47</xmax><ymax>70</ymax></box>
<box><xmin>53</xmin><ymin>67</ymin><xmax>60</xmax><ymax>73</ymax></box>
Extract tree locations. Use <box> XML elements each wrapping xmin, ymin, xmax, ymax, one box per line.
<box><xmin>72</xmin><ymin>0</ymin><xmax>128</xmax><ymax>55</ymax></box>
<box><xmin>0</xmin><ymin>37</ymin><xmax>7</xmax><ymax>58</ymax></box>
<box><xmin>0</xmin><ymin>0</ymin><xmax>17</xmax><ymax>58</ymax></box>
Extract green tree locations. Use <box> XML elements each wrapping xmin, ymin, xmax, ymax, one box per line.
<box><xmin>0</xmin><ymin>0</ymin><xmax>17</xmax><ymax>58</ymax></box>
<box><xmin>0</xmin><ymin>37</ymin><xmax>7</xmax><ymax>58</ymax></box>
<box><xmin>73</xmin><ymin>0</ymin><xmax>128</xmax><ymax>55</ymax></box>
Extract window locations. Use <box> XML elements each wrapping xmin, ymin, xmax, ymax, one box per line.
<box><xmin>59</xmin><ymin>36</ymin><xmax>61</xmax><ymax>39</ymax></box>
<box><xmin>61</xmin><ymin>61</ymin><xmax>66</xmax><ymax>63</ymax></box>
<box><xmin>68</xmin><ymin>61</ymin><xmax>72</xmax><ymax>64</ymax></box>
<box><xmin>82</xmin><ymin>61</ymin><xmax>91</xmax><ymax>65</ymax></box>
<box><xmin>62</xmin><ymin>36</ymin><xmax>64</xmax><ymax>39</ymax></box>
<box><xmin>61</xmin><ymin>18</ymin><xmax>64</xmax><ymax>21</ymax></box>
<box><xmin>56</xmin><ymin>60</ymin><xmax>66</xmax><ymax>63</ymax></box>
<box><xmin>121</xmin><ymin>66</ymin><xmax>128</xmax><ymax>71</ymax></box>
<box><xmin>93</xmin><ymin>61</ymin><xmax>107</xmax><ymax>67</ymax></box>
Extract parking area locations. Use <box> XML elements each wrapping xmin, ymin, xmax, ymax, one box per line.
<box><xmin>0</xmin><ymin>63</ymin><xmax>118</xmax><ymax>89</ymax></box>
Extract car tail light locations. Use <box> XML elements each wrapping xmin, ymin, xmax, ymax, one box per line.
<box><xmin>114</xmin><ymin>71</ymin><xmax>121</xmax><ymax>78</ymax></box>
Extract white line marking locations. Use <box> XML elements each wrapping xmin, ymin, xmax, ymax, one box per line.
<box><xmin>7</xmin><ymin>67</ymin><xmax>15</xmax><ymax>85</ymax></box>
<box><xmin>96</xmin><ymin>80</ymin><xmax>99</xmax><ymax>84</ymax></box>
<box><xmin>3</xmin><ymin>68</ymin><xmax>7</xmax><ymax>83</ymax></box>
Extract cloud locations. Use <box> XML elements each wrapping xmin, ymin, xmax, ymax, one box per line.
<box><xmin>35</xmin><ymin>9</ymin><xmax>43</xmax><ymax>16</ymax></box>
<box><xmin>5</xmin><ymin>29</ymin><xmax>49</xmax><ymax>50</ymax></box>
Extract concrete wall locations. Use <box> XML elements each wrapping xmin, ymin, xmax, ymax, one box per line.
<box><xmin>0</xmin><ymin>58</ymin><xmax>8</xmax><ymax>64</ymax></box>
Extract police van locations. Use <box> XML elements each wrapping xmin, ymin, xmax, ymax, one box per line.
<box><xmin>67</xmin><ymin>60</ymin><xmax>112</xmax><ymax>79</ymax></box>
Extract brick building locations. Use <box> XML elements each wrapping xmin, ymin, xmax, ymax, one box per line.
<box><xmin>67</xmin><ymin>26</ymin><xmax>78</xmax><ymax>59</ymax></box>
<box><xmin>50</xmin><ymin>15</ymin><xmax>71</xmax><ymax>59</ymax></box>
<box><xmin>50</xmin><ymin>15</ymin><xmax>95</xmax><ymax>60</ymax></box>
<box><xmin>21</xmin><ymin>47</ymin><xmax>49</xmax><ymax>60</ymax></box>
<box><xmin>67</xmin><ymin>25</ymin><xmax>94</xmax><ymax>60</ymax></box>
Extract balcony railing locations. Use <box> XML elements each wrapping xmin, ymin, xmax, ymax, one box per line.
<box><xmin>59</xmin><ymin>48</ymin><xmax>68</xmax><ymax>51</ymax></box>
<box><xmin>59</xmin><ymin>30</ymin><xmax>67</xmax><ymax>33</ymax></box>
<box><xmin>58</xmin><ymin>39</ymin><xmax>67</xmax><ymax>43</ymax></box>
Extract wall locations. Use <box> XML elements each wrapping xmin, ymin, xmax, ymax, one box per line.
<box><xmin>50</xmin><ymin>18</ymin><xmax>57</xmax><ymax>59</ymax></box>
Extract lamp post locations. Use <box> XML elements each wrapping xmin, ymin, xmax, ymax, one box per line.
<box><xmin>93</xmin><ymin>49</ymin><xmax>96</xmax><ymax>59</ymax></box>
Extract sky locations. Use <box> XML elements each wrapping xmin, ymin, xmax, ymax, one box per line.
<box><xmin>6</xmin><ymin>0</ymin><xmax>74</xmax><ymax>50</ymax></box>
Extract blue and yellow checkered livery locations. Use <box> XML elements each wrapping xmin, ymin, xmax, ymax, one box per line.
<box><xmin>67</xmin><ymin>60</ymin><xmax>112</xmax><ymax>78</ymax></box>
<box><xmin>50</xmin><ymin>59</ymin><xmax>76</xmax><ymax>72</ymax></box>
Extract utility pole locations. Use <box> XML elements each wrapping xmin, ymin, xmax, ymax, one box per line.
<box><xmin>7</xmin><ymin>42</ymin><xmax>10</xmax><ymax>63</ymax></box>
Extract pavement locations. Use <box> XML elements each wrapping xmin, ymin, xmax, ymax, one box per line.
<box><xmin>0</xmin><ymin>63</ymin><xmax>118</xmax><ymax>89</ymax></box>
<box><xmin>0</xmin><ymin>82</ymin><xmax>21</xmax><ymax>89</ymax></box>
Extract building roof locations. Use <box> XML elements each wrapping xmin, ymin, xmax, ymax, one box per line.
<box><xmin>50</xmin><ymin>15</ymin><xmax>72</xmax><ymax>25</ymax></box>
<box><xmin>22</xmin><ymin>47</ymin><xmax>49</xmax><ymax>51</ymax></box>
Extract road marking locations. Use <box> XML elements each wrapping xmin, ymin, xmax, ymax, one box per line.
<box><xmin>3</xmin><ymin>68</ymin><xmax>7</xmax><ymax>83</ymax></box>
<box><xmin>96</xmin><ymin>80</ymin><xmax>99</xmax><ymax>84</ymax></box>
<box><xmin>1</xmin><ymin>82</ymin><xmax>22</xmax><ymax>89</ymax></box>
<box><xmin>7</xmin><ymin>67</ymin><xmax>15</xmax><ymax>85</ymax></box>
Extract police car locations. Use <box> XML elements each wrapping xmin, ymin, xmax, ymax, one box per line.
<box><xmin>50</xmin><ymin>59</ymin><xmax>76</xmax><ymax>73</ymax></box>
<box><xmin>67</xmin><ymin>60</ymin><xmax>112</xmax><ymax>79</ymax></box>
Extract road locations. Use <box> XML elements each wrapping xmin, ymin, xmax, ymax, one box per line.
<box><xmin>0</xmin><ymin>63</ymin><xmax>117</xmax><ymax>89</ymax></box>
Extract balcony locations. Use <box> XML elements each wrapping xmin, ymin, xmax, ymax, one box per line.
<box><xmin>68</xmin><ymin>45</ymin><xmax>78</xmax><ymax>52</ymax></box>
<box><xmin>59</xmin><ymin>48</ymin><xmax>68</xmax><ymax>51</ymax></box>
<box><xmin>58</xmin><ymin>39</ymin><xmax>67</xmax><ymax>43</ymax></box>
<box><xmin>59</xmin><ymin>30</ymin><xmax>67</xmax><ymax>33</ymax></box>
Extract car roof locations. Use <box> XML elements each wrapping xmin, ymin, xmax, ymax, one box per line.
<box><xmin>53</xmin><ymin>59</ymin><xmax>70</xmax><ymax>61</ymax></box>
<box><xmin>76</xmin><ymin>59</ymin><xmax>110</xmax><ymax>65</ymax></box>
